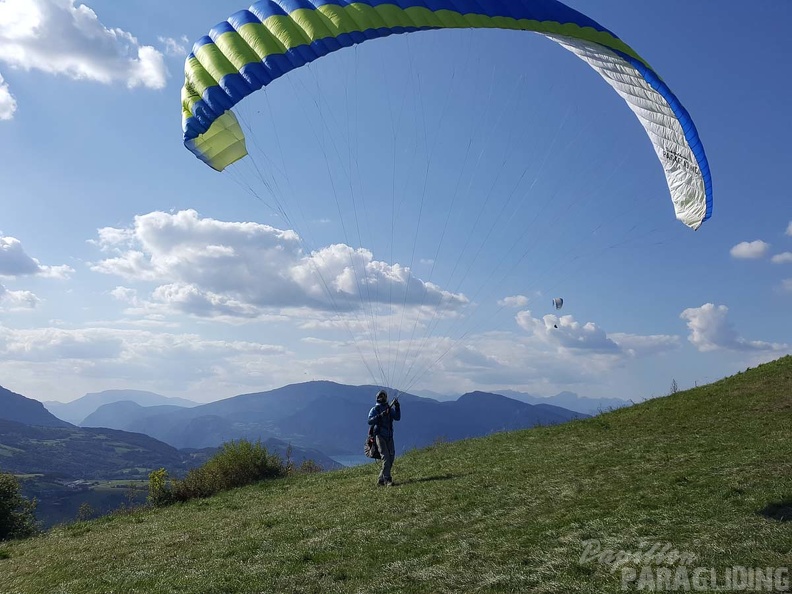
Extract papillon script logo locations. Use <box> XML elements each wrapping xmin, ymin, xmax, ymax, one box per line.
<box><xmin>580</xmin><ymin>539</ymin><xmax>695</xmax><ymax>572</ymax></box>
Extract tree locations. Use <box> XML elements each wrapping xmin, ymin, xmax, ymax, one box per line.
<box><xmin>0</xmin><ymin>471</ymin><xmax>38</xmax><ymax>541</ymax></box>
<box><xmin>670</xmin><ymin>379</ymin><xmax>679</xmax><ymax>395</ymax></box>
<box><xmin>76</xmin><ymin>502</ymin><xmax>95</xmax><ymax>522</ymax></box>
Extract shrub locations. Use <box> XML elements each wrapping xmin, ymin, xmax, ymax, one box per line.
<box><xmin>148</xmin><ymin>468</ymin><xmax>173</xmax><ymax>507</ymax></box>
<box><xmin>0</xmin><ymin>471</ymin><xmax>38</xmax><ymax>541</ymax></box>
<box><xmin>171</xmin><ymin>440</ymin><xmax>286</xmax><ymax>503</ymax></box>
<box><xmin>295</xmin><ymin>459</ymin><xmax>323</xmax><ymax>474</ymax></box>
<box><xmin>282</xmin><ymin>446</ymin><xmax>323</xmax><ymax>475</ymax></box>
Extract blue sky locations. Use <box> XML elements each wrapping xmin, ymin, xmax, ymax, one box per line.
<box><xmin>0</xmin><ymin>0</ymin><xmax>790</xmax><ymax>404</ymax></box>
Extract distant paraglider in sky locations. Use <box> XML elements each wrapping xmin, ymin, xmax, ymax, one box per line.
<box><xmin>551</xmin><ymin>298</ymin><xmax>564</xmax><ymax>328</ymax></box>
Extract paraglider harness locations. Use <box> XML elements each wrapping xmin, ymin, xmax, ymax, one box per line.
<box><xmin>364</xmin><ymin>394</ymin><xmax>400</xmax><ymax>460</ymax></box>
<box><xmin>364</xmin><ymin>426</ymin><xmax>380</xmax><ymax>459</ymax></box>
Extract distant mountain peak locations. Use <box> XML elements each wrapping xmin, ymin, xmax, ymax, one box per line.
<box><xmin>43</xmin><ymin>389</ymin><xmax>198</xmax><ymax>425</ymax></box>
<box><xmin>0</xmin><ymin>385</ymin><xmax>73</xmax><ymax>428</ymax></box>
<box><xmin>457</xmin><ymin>391</ymin><xmax>514</xmax><ymax>403</ymax></box>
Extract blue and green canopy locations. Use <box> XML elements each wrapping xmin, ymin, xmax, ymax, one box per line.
<box><xmin>182</xmin><ymin>0</ymin><xmax>712</xmax><ymax>229</ymax></box>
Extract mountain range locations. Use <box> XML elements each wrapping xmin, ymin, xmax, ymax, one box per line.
<box><xmin>81</xmin><ymin>401</ymin><xmax>188</xmax><ymax>429</ymax></box>
<box><xmin>496</xmin><ymin>390</ymin><xmax>630</xmax><ymax>416</ymax></box>
<box><xmin>413</xmin><ymin>387</ymin><xmax>629</xmax><ymax>415</ymax></box>
<box><xmin>54</xmin><ymin>382</ymin><xmax>589</xmax><ymax>454</ymax></box>
<box><xmin>4</xmin><ymin>380</ymin><xmax>596</xmax><ymax>470</ymax></box>
<box><xmin>43</xmin><ymin>389</ymin><xmax>198</xmax><ymax>425</ymax></box>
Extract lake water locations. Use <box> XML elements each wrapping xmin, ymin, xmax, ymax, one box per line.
<box><xmin>330</xmin><ymin>455</ymin><xmax>375</xmax><ymax>467</ymax></box>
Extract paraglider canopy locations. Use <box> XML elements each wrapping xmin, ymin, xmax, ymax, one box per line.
<box><xmin>181</xmin><ymin>0</ymin><xmax>713</xmax><ymax>230</ymax></box>
<box><xmin>552</xmin><ymin>298</ymin><xmax>564</xmax><ymax>310</ymax></box>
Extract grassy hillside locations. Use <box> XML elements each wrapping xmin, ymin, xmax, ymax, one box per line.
<box><xmin>1</xmin><ymin>357</ymin><xmax>790</xmax><ymax>593</ymax></box>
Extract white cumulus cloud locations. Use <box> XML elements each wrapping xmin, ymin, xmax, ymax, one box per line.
<box><xmin>730</xmin><ymin>240</ymin><xmax>769</xmax><ymax>259</ymax></box>
<box><xmin>680</xmin><ymin>303</ymin><xmax>789</xmax><ymax>352</ymax></box>
<box><xmin>0</xmin><ymin>282</ymin><xmax>39</xmax><ymax>309</ymax></box>
<box><xmin>90</xmin><ymin>210</ymin><xmax>468</xmax><ymax>320</ymax></box>
<box><xmin>0</xmin><ymin>0</ymin><xmax>167</xmax><ymax>89</ymax></box>
<box><xmin>514</xmin><ymin>310</ymin><xmax>679</xmax><ymax>357</ymax></box>
<box><xmin>158</xmin><ymin>35</ymin><xmax>187</xmax><ymax>57</ymax></box>
<box><xmin>771</xmin><ymin>252</ymin><xmax>792</xmax><ymax>264</ymax></box>
<box><xmin>787</xmin><ymin>221</ymin><xmax>792</xmax><ymax>236</ymax></box>
<box><xmin>0</xmin><ymin>71</ymin><xmax>15</xmax><ymax>119</ymax></box>
<box><xmin>0</xmin><ymin>235</ymin><xmax>73</xmax><ymax>278</ymax></box>
<box><xmin>109</xmin><ymin>285</ymin><xmax>138</xmax><ymax>304</ymax></box>
<box><xmin>498</xmin><ymin>295</ymin><xmax>529</xmax><ymax>308</ymax></box>
<box><xmin>517</xmin><ymin>311</ymin><xmax>620</xmax><ymax>353</ymax></box>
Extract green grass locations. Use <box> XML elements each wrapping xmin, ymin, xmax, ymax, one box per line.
<box><xmin>1</xmin><ymin>357</ymin><xmax>790</xmax><ymax>593</ymax></box>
